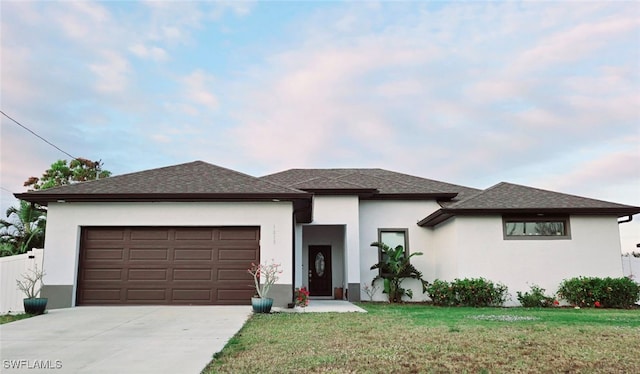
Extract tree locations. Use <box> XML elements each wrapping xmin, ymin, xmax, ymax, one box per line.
<box><xmin>24</xmin><ymin>158</ymin><xmax>111</xmax><ymax>190</ymax></box>
<box><xmin>370</xmin><ymin>241</ymin><xmax>429</xmax><ymax>303</ymax></box>
<box><xmin>0</xmin><ymin>200</ymin><xmax>46</xmax><ymax>256</ymax></box>
<box><xmin>0</xmin><ymin>158</ymin><xmax>112</xmax><ymax>256</ymax></box>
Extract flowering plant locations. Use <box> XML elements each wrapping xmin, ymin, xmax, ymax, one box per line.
<box><xmin>295</xmin><ymin>287</ymin><xmax>310</xmax><ymax>307</ymax></box>
<box><xmin>248</xmin><ymin>260</ymin><xmax>282</xmax><ymax>299</ymax></box>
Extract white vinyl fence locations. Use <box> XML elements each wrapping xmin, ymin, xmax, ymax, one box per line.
<box><xmin>0</xmin><ymin>248</ymin><xmax>44</xmax><ymax>314</ymax></box>
<box><xmin>622</xmin><ymin>254</ymin><xmax>640</xmax><ymax>282</ymax></box>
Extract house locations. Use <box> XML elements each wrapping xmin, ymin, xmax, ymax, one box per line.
<box><xmin>16</xmin><ymin>161</ymin><xmax>640</xmax><ymax>308</ymax></box>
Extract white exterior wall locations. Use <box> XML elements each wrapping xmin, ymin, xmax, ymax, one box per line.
<box><xmin>43</xmin><ymin>201</ymin><xmax>294</xmax><ymax>302</ymax></box>
<box><xmin>310</xmin><ymin>196</ymin><xmax>360</xmax><ymax>285</ymax></box>
<box><xmin>449</xmin><ymin>215</ymin><xmax>624</xmax><ymax>304</ymax></box>
<box><xmin>429</xmin><ymin>218</ymin><xmax>459</xmax><ymax>281</ymax></box>
<box><xmin>359</xmin><ymin>200</ymin><xmax>441</xmax><ymax>301</ymax></box>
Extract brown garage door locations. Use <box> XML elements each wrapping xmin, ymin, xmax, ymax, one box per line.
<box><xmin>77</xmin><ymin>227</ymin><xmax>259</xmax><ymax>305</ymax></box>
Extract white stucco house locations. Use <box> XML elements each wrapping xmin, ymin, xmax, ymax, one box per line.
<box><xmin>16</xmin><ymin>161</ymin><xmax>640</xmax><ymax>308</ymax></box>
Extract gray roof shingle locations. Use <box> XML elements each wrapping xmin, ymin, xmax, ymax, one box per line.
<box><xmin>261</xmin><ymin>168</ymin><xmax>480</xmax><ymax>200</ymax></box>
<box><xmin>17</xmin><ymin>161</ymin><xmax>307</xmax><ymax>198</ymax></box>
<box><xmin>419</xmin><ymin>182</ymin><xmax>640</xmax><ymax>227</ymax></box>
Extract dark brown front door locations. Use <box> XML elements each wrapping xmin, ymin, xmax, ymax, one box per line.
<box><xmin>77</xmin><ymin>227</ymin><xmax>259</xmax><ymax>305</ymax></box>
<box><xmin>308</xmin><ymin>245</ymin><xmax>332</xmax><ymax>296</ymax></box>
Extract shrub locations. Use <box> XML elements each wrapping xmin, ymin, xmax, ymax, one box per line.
<box><xmin>426</xmin><ymin>278</ymin><xmax>509</xmax><ymax>307</ymax></box>
<box><xmin>516</xmin><ymin>284</ymin><xmax>554</xmax><ymax>307</ymax></box>
<box><xmin>557</xmin><ymin>276</ymin><xmax>640</xmax><ymax>308</ymax></box>
<box><xmin>425</xmin><ymin>279</ymin><xmax>457</xmax><ymax>306</ymax></box>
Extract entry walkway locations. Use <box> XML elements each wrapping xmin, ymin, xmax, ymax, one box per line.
<box><xmin>275</xmin><ymin>299</ymin><xmax>367</xmax><ymax>313</ymax></box>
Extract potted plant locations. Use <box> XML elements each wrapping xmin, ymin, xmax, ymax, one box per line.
<box><xmin>295</xmin><ymin>287</ymin><xmax>310</xmax><ymax>311</ymax></box>
<box><xmin>247</xmin><ymin>260</ymin><xmax>282</xmax><ymax>313</ymax></box>
<box><xmin>16</xmin><ymin>264</ymin><xmax>47</xmax><ymax>315</ymax></box>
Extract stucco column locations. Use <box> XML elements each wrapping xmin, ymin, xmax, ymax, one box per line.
<box><xmin>345</xmin><ymin>223</ymin><xmax>361</xmax><ymax>301</ymax></box>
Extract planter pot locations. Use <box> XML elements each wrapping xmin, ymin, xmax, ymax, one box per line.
<box><xmin>251</xmin><ymin>297</ymin><xmax>273</xmax><ymax>313</ymax></box>
<box><xmin>23</xmin><ymin>298</ymin><xmax>47</xmax><ymax>315</ymax></box>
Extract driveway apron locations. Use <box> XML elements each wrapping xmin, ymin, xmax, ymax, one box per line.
<box><xmin>0</xmin><ymin>306</ymin><xmax>251</xmax><ymax>374</ymax></box>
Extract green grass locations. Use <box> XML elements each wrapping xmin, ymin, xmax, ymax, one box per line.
<box><xmin>203</xmin><ymin>303</ymin><xmax>640</xmax><ymax>373</ymax></box>
<box><xmin>0</xmin><ymin>313</ymin><xmax>34</xmax><ymax>324</ymax></box>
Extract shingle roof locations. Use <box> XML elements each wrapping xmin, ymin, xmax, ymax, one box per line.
<box><xmin>261</xmin><ymin>168</ymin><xmax>480</xmax><ymax>200</ymax></box>
<box><xmin>16</xmin><ymin>161</ymin><xmax>308</xmax><ymax>201</ymax></box>
<box><xmin>419</xmin><ymin>182</ymin><xmax>640</xmax><ymax>227</ymax></box>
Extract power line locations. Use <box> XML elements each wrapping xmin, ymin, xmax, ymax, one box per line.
<box><xmin>1</xmin><ymin>110</ymin><xmax>77</xmax><ymax>160</ymax></box>
<box><xmin>1</xmin><ymin>186</ymin><xmax>15</xmax><ymax>194</ymax></box>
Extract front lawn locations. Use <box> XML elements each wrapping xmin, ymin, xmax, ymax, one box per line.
<box><xmin>203</xmin><ymin>303</ymin><xmax>640</xmax><ymax>373</ymax></box>
<box><xmin>0</xmin><ymin>313</ymin><xmax>33</xmax><ymax>324</ymax></box>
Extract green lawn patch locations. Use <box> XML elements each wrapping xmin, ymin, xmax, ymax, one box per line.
<box><xmin>203</xmin><ymin>303</ymin><xmax>640</xmax><ymax>373</ymax></box>
<box><xmin>0</xmin><ymin>313</ymin><xmax>34</xmax><ymax>324</ymax></box>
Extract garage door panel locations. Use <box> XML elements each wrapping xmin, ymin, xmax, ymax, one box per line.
<box><xmin>127</xmin><ymin>289</ymin><xmax>167</xmax><ymax>301</ymax></box>
<box><xmin>218</xmin><ymin>248</ymin><xmax>259</xmax><ymax>261</ymax></box>
<box><xmin>128</xmin><ymin>269</ymin><xmax>168</xmax><ymax>281</ymax></box>
<box><xmin>174</xmin><ymin>248</ymin><xmax>213</xmax><ymax>260</ymax></box>
<box><xmin>84</xmin><ymin>269</ymin><xmax>123</xmax><ymax>281</ymax></box>
<box><xmin>172</xmin><ymin>289</ymin><xmax>212</xmax><ymax>301</ymax></box>
<box><xmin>129</xmin><ymin>248</ymin><xmax>169</xmax><ymax>260</ymax></box>
<box><xmin>85</xmin><ymin>249</ymin><xmax>125</xmax><ymax>260</ymax></box>
<box><xmin>175</xmin><ymin>228</ymin><xmax>215</xmax><ymax>240</ymax></box>
<box><xmin>217</xmin><ymin>268</ymin><xmax>252</xmax><ymax>281</ymax></box>
<box><xmin>219</xmin><ymin>229</ymin><xmax>259</xmax><ymax>241</ymax></box>
<box><xmin>173</xmin><ymin>269</ymin><xmax>212</xmax><ymax>281</ymax></box>
<box><xmin>81</xmin><ymin>289</ymin><xmax>123</xmax><ymax>302</ymax></box>
<box><xmin>85</xmin><ymin>229</ymin><xmax>126</xmax><ymax>241</ymax></box>
<box><xmin>217</xmin><ymin>289</ymin><xmax>254</xmax><ymax>302</ymax></box>
<box><xmin>78</xmin><ymin>227</ymin><xmax>259</xmax><ymax>305</ymax></box>
<box><xmin>130</xmin><ymin>229</ymin><xmax>170</xmax><ymax>240</ymax></box>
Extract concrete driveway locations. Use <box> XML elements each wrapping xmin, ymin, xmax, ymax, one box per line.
<box><xmin>0</xmin><ymin>306</ymin><xmax>251</xmax><ymax>374</ymax></box>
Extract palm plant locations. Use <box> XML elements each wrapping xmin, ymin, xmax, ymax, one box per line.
<box><xmin>370</xmin><ymin>241</ymin><xmax>429</xmax><ymax>303</ymax></box>
<box><xmin>0</xmin><ymin>200</ymin><xmax>46</xmax><ymax>256</ymax></box>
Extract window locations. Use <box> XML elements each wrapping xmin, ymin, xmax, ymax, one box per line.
<box><xmin>378</xmin><ymin>228</ymin><xmax>409</xmax><ymax>262</ymax></box>
<box><xmin>503</xmin><ymin>216</ymin><xmax>570</xmax><ymax>240</ymax></box>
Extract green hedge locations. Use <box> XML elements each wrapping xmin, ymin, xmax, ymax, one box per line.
<box><xmin>426</xmin><ymin>278</ymin><xmax>509</xmax><ymax>307</ymax></box>
<box><xmin>516</xmin><ymin>284</ymin><xmax>555</xmax><ymax>307</ymax></box>
<box><xmin>557</xmin><ymin>276</ymin><xmax>640</xmax><ymax>308</ymax></box>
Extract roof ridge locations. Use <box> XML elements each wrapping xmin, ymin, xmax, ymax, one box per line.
<box><xmin>346</xmin><ymin>170</ymin><xmax>446</xmax><ymax>191</ymax></box>
<box><xmin>446</xmin><ymin>182</ymin><xmax>505</xmax><ymax>208</ymax></box>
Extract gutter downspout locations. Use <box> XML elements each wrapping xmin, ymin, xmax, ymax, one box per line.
<box><xmin>618</xmin><ymin>216</ymin><xmax>633</xmax><ymax>224</ymax></box>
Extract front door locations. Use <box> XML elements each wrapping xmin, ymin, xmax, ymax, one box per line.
<box><xmin>308</xmin><ymin>245</ymin><xmax>332</xmax><ymax>296</ymax></box>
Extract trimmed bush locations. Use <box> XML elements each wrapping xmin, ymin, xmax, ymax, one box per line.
<box><xmin>557</xmin><ymin>276</ymin><xmax>640</xmax><ymax>308</ymax></box>
<box><xmin>426</xmin><ymin>278</ymin><xmax>509</xmax><ymax>307</ymax></box>
<box><xmin>516</xmin><ymin>284</ymin><xmax>555</xmax><ymax>307</ymax></box>
<box><xmin>424</xmin><ymin>279</ymin><xmax>457</xmax><ymax>306</ymax></box>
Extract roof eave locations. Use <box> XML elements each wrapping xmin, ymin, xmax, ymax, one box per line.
<box><xmin>14</xmin><ymin>192</ymin><xmax>313</xmax><ymax>205</ymax></box>
<box><xmin>418</xmin><ymin>207</ymin><xmax>640</xmax><ymax>228</ymax></box>
<box><xmin>364</xmin><ymin>192</ymin><xmax>458</xmax><ymax>201</ymax></box>
<box><xmin>297</xmin><ymin>188</ymin><xmax>378</xmax><ymax>196</ymax></box>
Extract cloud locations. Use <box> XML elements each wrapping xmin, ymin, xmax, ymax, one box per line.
<box><xmin>89</xmin><ymin>51</ymin><xmax>131</xmax><ymax>93</ymax></box>
<box><xmin>180</xmin><ymin>70</ymin><xmax>219</xmax><ymax>109</ymax></box>
<box><xmin>129</xmin><ymin>44</ymin><xmax>168</xmax><ymax>61</ymax></box>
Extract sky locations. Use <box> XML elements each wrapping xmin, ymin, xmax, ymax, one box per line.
<box><xmin>1</xmin><ymin>1</ymin><xmax>639</xmax><ymax>252</ymax></box>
